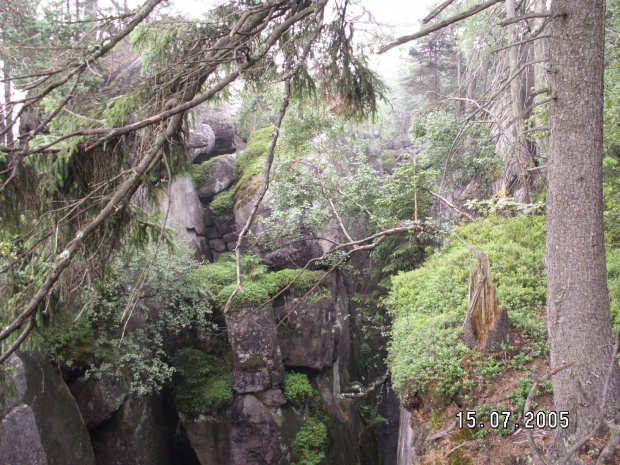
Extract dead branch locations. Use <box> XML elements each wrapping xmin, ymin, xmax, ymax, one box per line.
<box><xmin>429</xmin><ymin>190</ymin><xmax>475</xmax><ymax>221</ymax></box>
<box><xmin>524</xmin><ymin>363</ymin><xmax>574</xmax><ymax>465</ymax></box>
<box><xmin>499</xmin><ymin>12</ymin><xmax>554</xmax><ymax>27</ymax></box>
<box><xmin>427</xmin><ymin>421</ymin><xmax>457</xmax><ymax>441</ymax></box>
<box><xmin>378</xmin><ymin>0</ymin><xmax>504</xmax><ymax>54</ymax></box>
<box><xmin>224</xmin><ymin>80</ymin><xmax>292</xmax><ymax>314</ymax></box>
<box><xmin>318</xmin><ymin>167</ymin><xmax>354</xmax><ymax>242</ymax></box>
<box><xmin>339</xmin><ymin>371</ymin><xmax>390</xmax><ymax>398</ymax></box>
<box><xmin>423</xmin><ymin>0</ymin><xmax>459</xmax><ymax>24</ymax></box>
<box><xmin>492</xmin><ymin>34</ymin><xmax>550</xmax><ymax>53</ymax></box>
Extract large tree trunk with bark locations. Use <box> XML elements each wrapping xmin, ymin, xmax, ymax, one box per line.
<box><xmin>546</xmin><ymin>0</ymin><xmax>620</xmax><ymax>461</ymax></box>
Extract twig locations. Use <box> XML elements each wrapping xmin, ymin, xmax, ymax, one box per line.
<box><xmin>492</xmin><ymin>34</ymin><xmax>551</xmax><ymax>53</ymax></box>
<box><xmin>429</xmin><ymin>191</ymin><xmax>475</xmax><ymax>221</ymax></box>
<box><xmin>224</xmin><ymin>80</ymin><xmax>292</xmax><ymax>314</ymax></box>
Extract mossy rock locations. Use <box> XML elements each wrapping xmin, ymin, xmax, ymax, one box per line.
<box><xmin>239</xmin><ymin>355</ymin><xmax>266</xmax><ymax>371</ymax></box>
<box><xmin>214</xmin><ymin>268</ymin><xmax>325</xmax><ymax>310</ymax></box>
<box><xmin>191</xmin><ymin>154</ymin><xmax>227</xmax><ymax>188</ymax></box>
<box><xmin>210</xmin><ymin>189</ymin><xmax>235</xmax><ymax>216</ymax></box>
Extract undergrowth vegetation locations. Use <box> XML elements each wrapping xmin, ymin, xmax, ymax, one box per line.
<box><xmin>388</xmin><ymin>214</ymin><xmax>547</xmax><ymax>399</ymax></box>
<box><xmin>282</xmin><ymin>371</ymin><xmax>329</xmax><ymax>465</ymax></box>
<box><xmin>172</xmin><ymin>348</ymin><xmax>233</xmax><ymax>414</ymax></box>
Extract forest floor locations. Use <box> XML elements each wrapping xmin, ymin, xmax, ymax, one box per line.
<box><xmin>414</xmin><ymin>327</ymin><xmax>620</xmax><ymax>465</ymax></box>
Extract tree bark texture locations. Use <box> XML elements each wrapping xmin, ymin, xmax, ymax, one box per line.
<box><xmin>546</xmin><ymin>0</ymin><xmax>620</xmax><ymax>461</ymax></box>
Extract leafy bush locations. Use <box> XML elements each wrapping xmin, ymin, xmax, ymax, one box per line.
<box><xmin>43</xmin><ymin>242</ymin><xmax>216</xmax><ymax>395</ymax></box>
<box><xmin>388</xmin><ymin>215</ymin><xmax>547</xmax><ymax>398</ymax></box>
<box><xmin>283</xmin><ymin>372</ymin><xmax>316</xmax><ymax>405</ymax></box>
<box><xmin>292</xmin><ymin>417</ymin><xmax>327</xmax><ymax>465</ymax></box>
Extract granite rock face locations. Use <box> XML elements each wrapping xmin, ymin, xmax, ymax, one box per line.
<box><xmin>196</xmin><ymin>153</ymin><xmax>238</xmax><ymax>203</ymax></box>
<box><xmin>226</xmin><ymin>306</ymin><xmax>285</xmax><ymax>394</ymax></box>
<box><xmin>190</xmin><ymin>105</ymin><xmax>237</xmax><ymax>163</ymax></box>
<box><xmin>0</xmin><ymin>352</ymin><xmax>95</xmax><ymax>465</ymax></box>
<box><xmin>89</xmin><ymin>394</ymin><xmax>171</xmax><ymax>465</ymax></box>
<box><xmin>69</xmin><ymin>374</ymin><xmax>130</xmax><ymax>429</ymax></box>
<box><xmin>183</xmin><ymin>395</ymin><xmax>301</xmax><ymax>465</ymax></box>
<box><xmin>275</xmin><ymin>283</ymin><xmax>340</xmax><ymax>371</ymax></box>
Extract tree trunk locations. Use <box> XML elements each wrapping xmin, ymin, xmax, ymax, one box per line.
<box><xmin>546</xmin><ymin>0</ymin><xmax>620</xmax><ymax>461</ymax></box>
<box><xmin>3</xmin><ymin>64</ymin><xmax>13</xmax><ymax>146</ymax></box>
<box><xmin>506</xmin><ymin>0</ymin><xmax>531</xmax><ymax>202</ymax></box>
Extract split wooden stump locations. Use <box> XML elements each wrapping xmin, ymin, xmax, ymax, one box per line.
<box><xmin>463</xmin><ymin>252</ymin><xmax>511</xmax><ymax>352</ymax></box>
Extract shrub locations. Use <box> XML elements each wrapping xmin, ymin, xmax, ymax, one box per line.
<box><xmin>283</xmin><ymin>372</ymin><xmax>315</xmax><ymax>405</ymax></box>
<box><xmin>292</xmin><ymin>417</ymin><xmax>327</xmax><ymax>465</ymax></box>
<box><xmin>172</xmin><ymin>348</ymin><xmax>233</xmax><ymax>414</ymax></box>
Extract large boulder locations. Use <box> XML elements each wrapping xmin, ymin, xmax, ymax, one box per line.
<box><xmin>225</xmin><ymin>305</ymin><xmax>285</xmax><ymax>393</ymax></box>
<box><xmin>197</xmin><ymin>153</ymin><xmax>238</xmax><ymax>203</ymax></box>
<box><xmin>189</xmin><ymin>124</ymin><xmax>216</xmax><ymax>163</ymax></box>
<box><xmin>90</xmin><ymin>394</ymin><xmax>171</xmax><ymax>465</ymax></box>
<box><xmin>182</xmin><ymin>394</ymin><xmax>301</xmax><ymax>465</ymax></box>
<box><xmin>274</xmin><ymin>288</ymin><xmax>338</xmax><ymax>371</ymax></box>
<box><xmin>69</xmin><ymin>374</ymin><xmax>130</xmax><ymax>429</ymax></box>
<box><xmin>190</xmin><ymin>105</ymin><xmax>236</xmax><ymax>163</ymax></box>
<box><xmin>0</xmin><ymin>352</ymin><xmax>95</xmax><ymax>465</ymax></box>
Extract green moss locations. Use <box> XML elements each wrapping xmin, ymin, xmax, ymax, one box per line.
<box><xmin>209</xmin><ymin>189</ymin><xmax>235</xmax><ymax>216</ymax></box>
<box><xmin>235</xmin><ymin>126</ymin><xmax>273</xmax><ymax>178</ymax></box>
<box><xmin>240</xmin><ymin>355</ymin><xmax>266</xmax><ymax>371</ymax></box>
<box><xmin>229</xmin><ymin>126</ymin><xmax>274</xmax><ymax>208</ymax></box>
<box><xmin>214</xmin><ymin>268</ymin><xmax>325</xmax><ymax>309</ymax></box>
<box><xmin>191</xmin><ymin>154</ymin><xmax>226</xmax><ymax>188</ymax></box>
<box><xmin>388</xmin><ymin>215</ymin><xmax>547</xmax><ymax>399</ymax></box>
<box><xmin>172</xmin><ymin>348</ymin><xmax>233</xmax><ymax>414</ymax></box>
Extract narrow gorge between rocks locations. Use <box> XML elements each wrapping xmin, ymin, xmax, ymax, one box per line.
<box><xmin>3</xmin><ymin>0</ymin><xmax>620</xmax><ymax>464</ymax></box>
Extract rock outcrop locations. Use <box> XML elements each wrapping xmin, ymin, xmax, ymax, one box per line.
<box><xmin>190</xmin><ymin>105</ymin><xmax>237</xmax><ymax>163</ymax></box>
<box><xmin>89</xmin><ymin>394</ymin><xmax>171</xmax><ymax>465</ymax></box>
<box><xmin>196</xmin><ymin>153</ymin><xmax>238</xmax><ymax>203</ymax></box>
<box><xmin>0</xmin><ymin>352</ymin><xmax>96</xmax><ymax>465</ymax></box>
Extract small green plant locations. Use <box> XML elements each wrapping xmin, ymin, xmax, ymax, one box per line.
<box><xmin>508</xmin><ymin>375</ymin><xmax>538</xmax><ymax>417</ymax></box>
<box><xmin>283</xmin><ymin>372</ymin><xmax>315</xmax><ymax>406</ymax></box>
<box><xmin>474</xmin><ymin>356</ymin><xmax>504</xmax><ymax>381</ymax></box>
<box><xmin>172</xmin><ymin>348</ymin><xmax>233</xmax><ymax>414</ymax></box>
<box><xmin>292</xmin><ymin>417</ymin><xmax>327</xmax><ymax>465</ymax></box>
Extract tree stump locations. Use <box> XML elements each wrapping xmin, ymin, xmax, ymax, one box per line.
<box><xmin>463</xmin><ymin>253</ymin><xmax>510</xmax><ymax>352</ymax></box>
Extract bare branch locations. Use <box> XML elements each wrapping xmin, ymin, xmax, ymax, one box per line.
<box><xmin>429</xmin><ymin>190</ymin><xmax>475</xmax><ymax>221</ymax></box>
<box><xmin>224</xmin><ymin>80</ymin><xmax>292</xmax><ymax>314</ymax></box>
<box><xmin>423</xmin><ymin>0</ymin><xmax>459</xmax><ymax>24</ymax></box>
<box><xmin>499</xmin><ymin>12</ymin><xmax>554</xmax><ymax>27</ymax></box>
<box><xmin>378</xmin><ymin>0</ymin><xmax>504</xmax><ymax>54</ymax></box>
<box><xmin>492</xmin><ymin>34</ymin><xmax>551</xmax><ymax>53</ymax></box>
